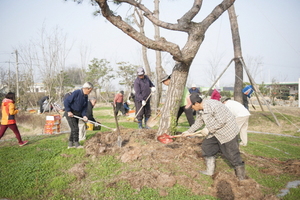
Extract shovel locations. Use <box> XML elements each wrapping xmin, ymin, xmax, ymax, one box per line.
<box><xmin>73</xmin><ymin>115</ymin><xmax>116</xmax><ymax>131</ymax></box>
<box><xmin>146</xmin><ymin>112</ymin><xmax>161</xmax><ymax>128</ymax></box>
<box><xmin>111</xmin><ymin>103</ymin><xmax>122</xmax><ymax>148</ymax></box>
<box><xmin>157</xmin><ymin>130</ymin><xmax>204</xmax><ymax>144</ymax></box>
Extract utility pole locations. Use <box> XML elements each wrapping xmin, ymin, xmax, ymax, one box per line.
<box><xmin>14</xmin><ymin>50</ymin><xmax>19</xmax><ymax>100</ymax></box>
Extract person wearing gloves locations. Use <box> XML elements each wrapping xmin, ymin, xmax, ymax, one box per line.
<box><xmin>182</xmin><ymin>93</ymin><xmax>245</xmax><ymax>180</ymax></box>
<box><xmin>221</xmin><ymin>97</ymin><xmax>251</xmax><ymax>146</ymax></box>
<box><xmin>134</xmin><ymin>67</ymin><xmax>155</xmax><ymax>129</ymax></box>
<box><xmin>161</xmin><ymin>74</ymin><xmax>195</xmax><ymax>126</ymax></box>
<box><xmin>64</xmin><ymin>82</ymin><xmax>93</xmax><ymax>149</ymax></box>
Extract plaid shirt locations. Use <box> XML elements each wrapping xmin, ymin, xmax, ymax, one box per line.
<box><xmin>187</xmin><ymin>99</ymin><xmax>239</xmax><ymax>144</ymax></box>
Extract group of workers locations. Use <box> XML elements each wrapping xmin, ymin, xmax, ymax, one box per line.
<box><xmin>0</xmin><ymin>67</ymin><xmax>251</xmax><ymax>181</ymax></box>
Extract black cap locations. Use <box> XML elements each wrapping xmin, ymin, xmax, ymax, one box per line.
<box><xmin>120</xmin><ymin>91</ymin><xmax>124</xmax><ymax>95</ymax></box>
<box><xmin>190</xmin><ymin>93</ymin><xmax>202</xmax><ymax>105</ymax></box>
<box><xmin>161</xmin><ymin>74</ymin><xmax>171</xmax><ymax>83</ymax></box>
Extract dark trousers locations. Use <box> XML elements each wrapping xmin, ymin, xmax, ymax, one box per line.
<box><xmin>177</xmin><ymin>106</ymin><xmax>195</xmax><ymax>126</ymax></box>
<box><xmin>0</xmin><ymin>124</ymin><xmax>22</xmax><ymax>143</ymax></box>
<box><xmin>115</xmin><ymin>102</ymin><xmax>125</xmax><ymax>116</ymax></box>
<box><xmin>135</xmin><ymin>100</ymin><xmax>151</xmax><ymax>121</ymax></box>
<box><xmin>66</xmin><ymin>112</ymin><xmax>80</xmax><ymax>142</ymax></box>
<box><xmin>201</xmin><ymin>136</ymin><xmax>243</xmax><ymax>167</ymax></box>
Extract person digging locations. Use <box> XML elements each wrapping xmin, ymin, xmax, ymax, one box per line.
<box><xmin>181</xmin><ymin>93</ymin><xmax>246</xmax><ymax>180</ymax></box>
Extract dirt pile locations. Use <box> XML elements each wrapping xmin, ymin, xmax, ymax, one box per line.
<box><xmin>80</xmin><ymin>128</ymin><xmax>299</xmax><ymax>199</ymax></box>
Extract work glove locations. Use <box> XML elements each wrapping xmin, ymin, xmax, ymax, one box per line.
<box><xmin>151</xmin><ymin>87</ymin><xmax>156</xmax><ymax>93</ymax></box>
<box><xmin>181</xmin><ymin>131</ymin><xmax>192</xmax><ymax>137</ymax></box>
<box><xmin>142</xmin><ymin>100</ymin><xmax>146</xmax><ymax>106</ymax></box>
<box><xmin>200</xmin><ymin>127</ymin><xmax>209</xmax><ymax>136</ymax></box>
<box><xmin>83</xmin><ymin>116</ymin><xmax>88</xmax><ymax>122</ymax></box>
<box><xmin>68</xmin><ymin>111</ymin><xmax>74</xmax><ymax>117</ymax></box>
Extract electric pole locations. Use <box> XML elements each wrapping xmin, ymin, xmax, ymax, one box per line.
<box><xmin>15</xmin><ymin>50</ymin><xmax>19</xmax><ymax>100</ymax></box>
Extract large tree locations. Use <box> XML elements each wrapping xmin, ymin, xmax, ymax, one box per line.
<box><xmin>92</xmin><ymin>0</ymin><xmax>235</xmax><ymax>135</ymax></box>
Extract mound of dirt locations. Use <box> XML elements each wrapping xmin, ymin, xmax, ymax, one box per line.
<box><xmin>81</xmin><ymin>128</ymin><xmax>296</xmax><ymax>199</ymax></box>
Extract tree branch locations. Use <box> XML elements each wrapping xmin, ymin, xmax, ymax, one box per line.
<box><xmin>96</xmin><ymin>0</ymin><xmax>182</xmax><ymax>61</ymax></box>
<box><xmin>201</xmin><ymin>0</ymin><xmax>235</xmax><ymax>32</ymax></box>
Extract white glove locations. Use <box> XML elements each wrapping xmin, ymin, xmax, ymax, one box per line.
<box><xmin>83</xmin><ymin>116</ymin><xmax>88</xmax><ymax>122</ymax></box>
<box><xmin>200</xmin><ymin>127</ymin><xmax>209</xmax><ymax>136</ymax></box>
<box><xmin>142</xmin><ymin>100</ymin><xmax>146</xmax><ymax>106</ymax></box>
<box><xmin>181</xmin><ymin>131</ymin><xmax>192</xmax><ymax>137</ymax></box>
<box><xmin>151</xmin><ymin>87</ymin><xmax>156</xmax><ymax>93</ymax></box>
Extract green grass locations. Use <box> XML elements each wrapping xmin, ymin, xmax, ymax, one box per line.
<box><xmin>0</xmin><ymin>106</ymin><xmax>300</xmax><ymax>199</ymax></box>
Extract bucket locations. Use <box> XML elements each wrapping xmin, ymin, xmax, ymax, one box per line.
<box><xmin>242</xmin><ymin>85</ymin><xmax>254</xmax><ymax>98</ymax></box>
<box><xmin>86</xmin><ymin>122</ymin><xmax>94</xmax><ymax>131</ymax></box>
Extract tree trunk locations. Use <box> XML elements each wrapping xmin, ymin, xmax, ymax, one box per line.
<box><xmin>157</xmin><ymin>62</ymin><xmax>190</xmax><ymax>135</ymax></box>
<box><xmin>228</xmin><ymin>5</ymin><xmax>243</xmax><ymax>103</ymax></box>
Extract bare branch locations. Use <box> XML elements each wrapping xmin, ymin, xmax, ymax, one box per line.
<box><xmin>96</xmin><ymin>0</ymin><xmax>182</xmax><ymax>61</ymax></box>
<box><xmin>201</xmin><ymin>0</ymin><xmax>235</xmax><ymax>31</ymax></box>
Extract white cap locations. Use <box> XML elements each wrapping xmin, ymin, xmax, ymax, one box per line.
<box><xmin>191</xmin><ymin>84</ymin><xmax>196</xmax><ymax>88</ymax></box>
<box><xmin>137</xmin><ymin>67</ymin><xmax>145</xmax><ymax>75</ymax></box>
<box><xmin>82</xmin><ymin>82</ymin><xmax>94</xmax><ymax>89</ymax></box>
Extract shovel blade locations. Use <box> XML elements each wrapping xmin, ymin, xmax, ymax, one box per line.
<box><xmin>146</xmin><ymin>117</ymin><xmax>158</xmax><ymax>128</ymax></box>
<box><xmin>157</xmin><ymin>133</ymin><xmax>174</xmax><ymax>144</ymax></box>
<box><xmin>116</xmin><ymin>136</ymin><xmax>122</xmax><ymax>147</ymax></box>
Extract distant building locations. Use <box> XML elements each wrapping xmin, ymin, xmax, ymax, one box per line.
<box><xmin>28</xmin><ymin>83</ymin><xmax>47</xmax><ymax>93</ymax></box>
<box><xmin>264</xmin><ymin>82</ymin><xmax>298</xmax><ymax>96</ymax></box>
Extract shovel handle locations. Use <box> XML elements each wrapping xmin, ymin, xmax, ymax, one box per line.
<box><xmin>171</xmin><ymin>130</ymin><xmax>204</xmax><ymax>138</ymax></box>
<box><xmin>134</xmin><ymin>93</ymin><xmax>152</xmax><ymax>119</ymax></box>
<box><xmin>73</xmin><ymin>115</ymin><xmax>116</xmax><ymax>131</ymax></box>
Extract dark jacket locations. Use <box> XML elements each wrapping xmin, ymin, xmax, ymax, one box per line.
<box><xmin>133</xmin><ymin>75</ymin><xmax>154</xmax><ymax>102</ymax></box>
<box><xmin>64</xmin><ymin>89</ymin><xmax>88</xmax><ymax>117</ymax></box>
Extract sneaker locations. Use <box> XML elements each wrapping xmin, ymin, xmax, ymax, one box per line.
<box><xmin>74</xmin><ymin>142</ymin><xmax>84</xmax><ymax>149</ymax></box>
<box><xmin>19</xmin><ymin>140</ymin><xmax>29</xmax><ymax>147</ymax></box>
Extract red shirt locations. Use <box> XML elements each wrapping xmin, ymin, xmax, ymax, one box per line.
<box><xmin>114</xmin><ymin>93</ymin><xmax>123</xmax><ymax>104</ymax></box>
<box><xmin>211</xmin><ymin>89</ymin><xmax>221</xmax><ymax>101</ymax></box>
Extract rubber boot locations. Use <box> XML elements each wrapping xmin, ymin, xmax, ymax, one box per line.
<box><xmin>138</xmin><ymin>120</ymin><xmax>143</xmax><ymax>129</ymax></box>
<box><xmin>200</xmin><ymin>156</ymin><xmax>215</xmax><ymax>176</ymax></box>
<box><xmin>144</xmin><ymin>117</ymin><xmax>150</xmax><ymax>129</ymax></box>
<box><xmin>235</xmin><ymin>164</ymin><xmax>246</xmax><ymax>180</ymax></box>
<box><xmin>67</xmin><ymin>141</ymin><xmax>74</xmax><ymax>149</ymax></box>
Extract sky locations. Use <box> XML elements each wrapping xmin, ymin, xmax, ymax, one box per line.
<box><xmin>0</xmin><ymin>0</ymin><xmax>299</xmax><ymax>91</ymax></box>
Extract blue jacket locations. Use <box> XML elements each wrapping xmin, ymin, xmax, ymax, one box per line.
<box><xmin>134</xmin><ymin>75</ymin><xmax>154</xmax><ymax>101</ymax></box>
<box><xmin>64</xmin><ymin>89</ymin><xmax>88</xmax><ymax>117</ymax></box>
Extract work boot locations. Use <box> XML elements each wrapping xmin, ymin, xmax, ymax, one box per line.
<box><xmin>144</xmin><ymin>117</ymin><xmax>150</xmax><ymax>129</ymax></box>
<box><xmin>235</xmin><ymin>164</ymin><xmax>246</xmax><ymax>180</ymax></box>
<box><xmin>74</xmin><ymin>142</ymin><xmax>84</xmax><ymax>149</ymax></box>
<box><xmin>200</xmin><ymin>156</ymin><xmax>215</xmax><ymax>176</ymax></box>
<box><xmin>138</xmin><ymin>120</ymin><xmax>143</xmax><ymax>129</ymax></box>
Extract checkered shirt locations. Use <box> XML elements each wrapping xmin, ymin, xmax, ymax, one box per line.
<box><xmin>187</xmin><ymin>99</ymin><xmax>239</xmax><ymax>144</ymax></box>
